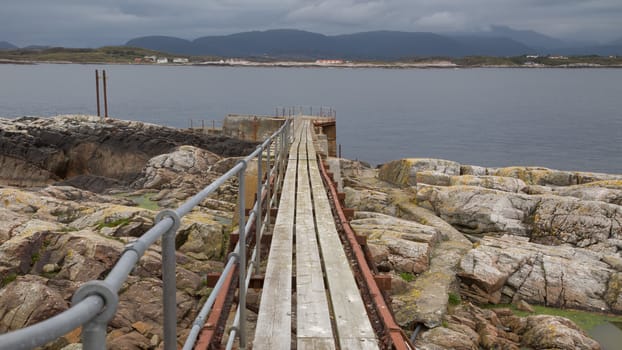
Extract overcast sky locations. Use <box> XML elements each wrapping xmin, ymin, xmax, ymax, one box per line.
<box><xmin>2</xmin><ymin>0</ymin><xmax>621</xmax><ymax>47</ymax></box>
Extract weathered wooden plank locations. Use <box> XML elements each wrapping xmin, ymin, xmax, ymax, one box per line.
<box><xmin>308</xmin><ymin>149</ymin><xmax>379</xmax><ymax>349</ymax></box>
<box><xmin>339</xmin><ymin>338</ymin><xmax>382</xmax><ymax>350</ymax></box>
<box><xmin>298</xmin><ymin>337</ymin><xmax>337</xmax><ymax>350</ymax></box>
<box><xmin>253</xmin><ymin>128</ymin><xmax>300</xmax><ymax>349</ymax></box>
<box><xmin>296</xmin><ymin>123</ymin><xmax>335</xmax><ymax>349</ymax></box>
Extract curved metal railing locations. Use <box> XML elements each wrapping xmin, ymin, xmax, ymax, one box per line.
<box><xmin>0</xmin><ymin>118</ymin><xmax>292</xmax><ymax>350</ymax></box>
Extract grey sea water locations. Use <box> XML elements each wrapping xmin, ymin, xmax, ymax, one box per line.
<box><xmin>1</xmin><ymin>63</ymin><xmax>621</xmax><ymax>173</ymax></box>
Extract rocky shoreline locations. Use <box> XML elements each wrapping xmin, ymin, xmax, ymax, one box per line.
<box><xmin>342</xmin><ymin>157</ymin><xmax>622</xmax><ymax>349</ymax></box>
<box><xmin>1</xmin><ymin>115</ymin><xmax>620</xmax><ymax>349</ymax></box>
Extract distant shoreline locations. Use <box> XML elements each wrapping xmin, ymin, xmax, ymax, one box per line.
<box><xmin>2</xmin><ymin>59</ymin><xmax>622</xmax><ymax>69</ymax></box>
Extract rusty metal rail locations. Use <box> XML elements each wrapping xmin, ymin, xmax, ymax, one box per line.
<box><xmin>318</xmin><ymin>159</ymin><xmax>415</xmax><ymax>350</ymax></box>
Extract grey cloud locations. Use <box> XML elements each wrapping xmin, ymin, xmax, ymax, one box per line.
<box><xmin>0</xmin><ymin>0</ymin><xmax>620</xmax><ymax>47</ymax></box>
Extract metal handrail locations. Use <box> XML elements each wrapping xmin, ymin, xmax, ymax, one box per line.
<box><xmin>275</xmin><ymin>105</ymin><xmax>336</xmax><ymax>118</ymax></box>
<box><xmin>0</xmin><ymin>118</ymin><xmax>292</xmax><ymax>350</ymax></box>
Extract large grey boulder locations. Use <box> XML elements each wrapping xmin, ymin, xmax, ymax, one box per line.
<box><xmin>415</xmin><ymin>171</ymin><xmax>527</xmax><ymax>193</ymax></box>
<box><xmin>458</xmin><ymin>235</ymin><xmax>618</xmax><ymax>312</ymax></box>
<box><xmin>132</xmin><ymin>145</ymin><xmax>221</xmax><ymax>190</ymax></box>
<box><xmin>351</xmin><ymin>211</ymin><xmax>440</xmax><ymax>274</ymax></box>
<box><xmin>531</xmin><ymin>195</ymin><xmax>622</xmax><ymax>247</ymax></box>
<box><xmin>553</xmin><ymin>180</ymin><xmax>622</xmax><ymax>205</ymax></box>
<box><xmin>492</xmin><ymin>166</ymin><xmax>622</xmax><ymax>186</ymax></box>
<box><xmin>378</xmin><ymin>158</ymin><xmax>460</xmax><ymax>186</ymax></box>
<box><xmin>0</xmin><ymin>275</ymin><xmax>68</xmax><ymax>332</ymax></box>
<box><xmin>416</xmin><ymin>184</ymin><xmax>622</xmax><ymax>248</ymax></box>
<box><xmin>520</xmin><ymin>315</ymin><xmax>601</xmax><ymax>350</ymax></box>
<box><xmin>416</xmin><ymin>184</ymin><xmax>538</xmax><ymax>236</ymax></box>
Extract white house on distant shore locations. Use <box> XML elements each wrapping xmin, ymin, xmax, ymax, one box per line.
<box><xmin>315</xmin><ymin>59</ymin><xmax>344</xmax><ymax>65</ymax></box>
<box><xmin>156</xmin><ymin>57</ymin><xmax>169</xmax><ymax>64</ymax></box>
<box><xmin>173</xmin><ymin>58</ymin><xmax>189</xmax><ymax>63</ymax></box>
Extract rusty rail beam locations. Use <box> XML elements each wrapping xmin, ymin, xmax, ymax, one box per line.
<box><xmin>319</xmin><ymin>160</ymin><xmax>415</xmax><ymax>350</ymax></box>
<box><xmin>194</xmin><ymin>266</ymin><xmax>237</xmax><ymax>350</ymax></box>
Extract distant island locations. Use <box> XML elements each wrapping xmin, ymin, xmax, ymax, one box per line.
<box><xmin>2</xmin><ymin>28</ymin><xmax>622</xmax><ymax>67</ymax></box>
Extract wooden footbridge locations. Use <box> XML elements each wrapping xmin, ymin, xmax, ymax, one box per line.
<box><xmin>0</xmin><ymin>116</ymin><xmax>413</xmax><ymax>350</ymax></box>
<box><xmin>254</xmin><ymin>119</ymin><xmax>377</xmax><ymax>349</ymax></box>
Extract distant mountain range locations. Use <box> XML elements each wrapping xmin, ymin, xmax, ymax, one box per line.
<box><xmin>3</xmin><ymin>27</ymin><xmax>622</xmax><ymax>59</ymax></box>
<box><xmin>0</xmin><ymin>41</ymin><xmax>18</xmax><ymax>50</ymax></box>
<box><xmin>125</xmin><ymin>28</ymin><xmax>622</xmax><ymax>59</ymax></box>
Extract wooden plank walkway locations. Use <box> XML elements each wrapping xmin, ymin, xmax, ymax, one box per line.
<box><xmin>253</xmin><ymin>119</ymin><xmax>378</xmax><ymax>350</ymax></box>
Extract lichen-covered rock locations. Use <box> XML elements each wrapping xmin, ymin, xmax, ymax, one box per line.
<box><xmin>416</xmin><ymin>184</ymin><xmax>622</xmax><ymax>247</ymax></box>
<box><xmin>0</xmin><ymin>275</ymin><xmax>68</xmax><ymax>332</ymax></box>
<box><xmin>0</xmin><ymin>115</ymin><xmax>257</xmax><ymax>191</ymax></box>
<box><xmin>531</xmin><ymin>195</ymin><xmax>622</xmax><ymax>247</ymax></box>
<box><xmin>111</xmin><ymin>276</ymin><xmax>197</xmax><ymax>331</ymax></box>
<box><xmin>382</xmin><ymin>193</ymin><xmax>471</xmax><ymax>328</ymax></box>
<box><xmin>132</xmin><ymin>145</ymin><xmax>221</xmax><ymax>190</ymax></box>
<box><xmin>379</xmin><ymin>158</ymin><xmax>460</xmax><ymax>186</ymax></box>
<box><xmin>351</xmin><ymin>211</ymin><xmax>440</xmax><ymax>244</ymax></box>
<box><xmin>493</xmin><ymin>166</ymin><xmax>622</xmax><ymax>186</ymax></box>
<box><xmin>416</xmin><ymin>184</ymin><xmax>538</xmax><ymax>236</ymax></box>
<box><xmin>460</xmin><ymin>164</ymin><xmax>493</xmax><ymax>176</ymax></box>
<box><xmin>0</xmin><ymin>208</ymin><xmax>28</xmax><ymax>244</ymax></box>
<box><xmin>494</xmin><ymin>167</ymin><xmax>579</xmax><ymax>186</ymax></box>
<box><xmin>344</xmin><ymin>187</ymin><xmax>397</xmax><ymax>216</ymax></box>
<box><xmin>553</xmin><ymin>180</ymin><xmax>622</xmax><ymax>205</ymax></box>
<box><xmin>417</xmin><ymin>302</ymin><xmax>599</xmax><ymax>350</ymax></box>
<box><xmin>416</xmin><ymin>326</ymin><xmax>479</xmax><ymax>350</ymax></box>
<box><xmin>351</xmin><ymin>211</ymin><xmax>439</xmax><ymax>274</ymax></box>
<box><xmin>415</xmin><ymin>171</ymin><xmax>527</xmax><ymax>193</ymax></box>
<box><xmin>521</xmin><ymin>315</ymin><xmax>601</xmax><ymax>350</ymax></box>
<box><xmin>458</xmin><ymin>235</ymin><xmax>616</xmax><ymax>312</ymax></box>
<box><xmin>415</xmin><ymin>171</ymin><xmax>452</xmax><ymax>187</ymax></box>
<box><xmin>450</xmin><ymin>175</ymin><xmax>527</xmax><ymax>193</ymax></box>
<box><xmin>176</xmin><ymin>211</ymin><xmax>229</xmax><ymax>261</ymax></box>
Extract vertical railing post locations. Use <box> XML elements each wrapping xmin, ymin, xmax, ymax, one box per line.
<box><xmin>255</xmin><ymin>147</ymin><xmax>263</xmax><ymax>270</ymax></box>
<box><xmin>72</xmin><ymin>281</ymin><xmax>119</xmax><ymax>350</ymax></box>
<box><xmin>156</xmin><ymin>210</ymin><xmax>182</xmax><ymax>350</ymax></box>
<box><xmin>237</xmin><ymin>161</ymin><xmax>248</xmax><ymax>349</ymax></box>
<box><xmin>266</xmin><ymin>141</ymin><xmax>272</xmax><ymax>227</ymax></box>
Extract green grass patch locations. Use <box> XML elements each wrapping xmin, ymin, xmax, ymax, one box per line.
<box><xmin>1</xmin><ymin>273</ymin><xmax>18</xmax><ymax>287</ymax></box>
<box><xmin>486</xmin><ymin>303</ymin><xmax>622</xmax><ymax>332</ymax></box>
<box><xmin>399</xmin><ymin>272</ymin><xmax>415</xmax><ymax>282</ymax></box>
<box><xmin>113</xmin><ymin>192</ymin><xmax>160</xmax><ymax>211</ymax></box>
<box><xmin>128</xmin><ymin>193</ymin><xmax>160</xmax><ymax>211</ymax></box>
<box><xmin>448</xmin><ymin>292</ymin><xmax>461</xmax><ymax>306</ymax></box>
<box><xmin>96</xmin><ymin>217</ymin><xmax>131</xmax><ymax>230</ymax></box>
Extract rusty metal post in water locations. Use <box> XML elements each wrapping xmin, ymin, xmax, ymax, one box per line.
<box><xmin>95</xmin><ymin>70</ymin><xmax>101</xmax><ymax>117</ymax></box>
<box><xmin>102</xmin><ymin>70</ymin><xmax>108</xmax><ymax>118</ymax></box>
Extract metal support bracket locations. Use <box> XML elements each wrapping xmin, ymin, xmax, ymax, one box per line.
<box><xmin>72</xmin><ymin>280</ymin><xmax>119</xmax><ymax>323</ymax></box>
<box><xmin>227</xmin><ymin>252</ymin><xmax>240</xmax><ymax>263</ymax></box>
<box><xmin>155</xmin><ymin>209</ymin><xmax>182</xmax><ymax>233</ymax></box>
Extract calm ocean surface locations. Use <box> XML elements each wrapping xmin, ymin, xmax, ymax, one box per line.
<box><xmin>1</xmin><ymin>64</ymin><xmax>621</xmax><ymax>173</ymax></box>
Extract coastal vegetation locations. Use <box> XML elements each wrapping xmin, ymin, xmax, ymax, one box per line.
<box><xmin>0</xmin><ymin>46</ymin><xmax>212</xmax><ymax>64</ymax></box>
<box><xmin>1</xmin><ymin>45</ymin><xmax>621</xmax><ymax>67</ymax></box>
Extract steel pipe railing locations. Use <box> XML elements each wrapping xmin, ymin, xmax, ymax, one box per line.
<box><xmin>0</xmin><ymin>118</ymin><xmax>292</xmax><ymax>350</ymax></box>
